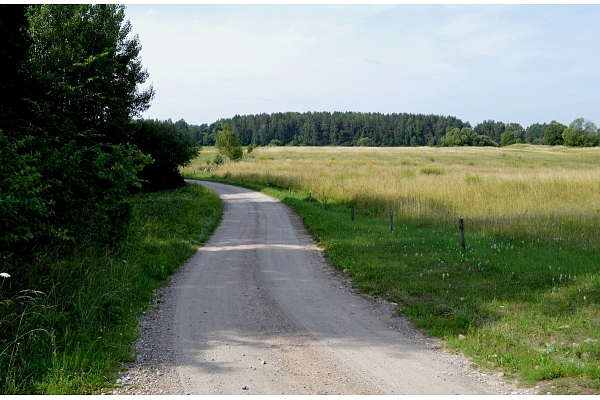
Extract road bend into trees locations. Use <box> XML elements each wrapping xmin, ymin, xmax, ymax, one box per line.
<box><xmin>123</xmin><ymin>181</ymin><xmax>534</xmax><ymax>395</ymax></box>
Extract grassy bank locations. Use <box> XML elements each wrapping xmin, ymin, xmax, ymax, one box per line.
<box><xmin>183</xmin><ymin>146</ymin><xmax>600</xmax><ymax>394</ymax></box>
<box><xmin>0</xmin><ymin>183</ymin><xmax>222</xmax><ymax>394</ymax></box>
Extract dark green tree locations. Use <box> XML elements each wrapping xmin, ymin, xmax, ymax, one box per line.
<box><xmin>500</xmin><ymin>130</ymin><xmax>521</xmax><ymax>147</ymax></box>
<box><xmin>524</xmin><ymin>123</ymin><xmax>547</xmax><ymax>144</ymax></box>
<box><xmin>562</xmin><ymin>118</ymin><xmax>599</xmax><ymax>147</ymax></box>
<box><xmin>131</xmin><ymin>119</ymin><xmax>201</xmax><ymax>191</ymax></box>
<box><xmin>542</xmin><ymin>121</ymin><xmax>567</xmax><ymax>145</ymax></box>
<box><xmin>3</xmin><ymin>4</ymin><xmax>155</xmax><ymax>249</ymax></box>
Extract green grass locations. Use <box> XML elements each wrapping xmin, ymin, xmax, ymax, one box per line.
<box><xmin>190</xmin><ymin>172</ymin><xmax>600</xmax><ymax>395</ymax></box>
<box><xmin>0</xmin><ymin>183</ymin><xmax>222</xmax><ymax>394</ymax></box>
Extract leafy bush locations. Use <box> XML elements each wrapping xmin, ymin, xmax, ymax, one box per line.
<box><xmin>543</xmin><ymin>121</ymin><xmax>567</xmax><ymax>145</ymax></box>
<box><xmin>562</xmin><ymin>118</ymin><xmax>599</xmax><ymax>147</ymax></box>
<box><xmin>130</xmin><ymin>119</ymin><xmax>201</xmax><ymax>192</ymax></box>
<box><xmin>441</xmin><ymin>127</ymin><xmax>497</xmax><ymax>147</ymax></box>
<box><xmin>500</xmin><ymin>130</ymin><xmax>522</xmax><ymax>147</ymax></box>
<box><xmin>356</xmin><ymin>137</ymin><xmax>374</xmax><ymax>146</ymax></box>
<box><xmin>213</xmin><ymin>154</ymin><xmax>224</xmax><ymax>165</ymax></box>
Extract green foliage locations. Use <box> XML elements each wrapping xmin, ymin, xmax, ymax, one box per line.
<box><xmin>441</xmin><ymin>127</ymin><xmax>497</xmax><ymax>147</ymax></box>
<box><xmin>0</xmin><ymin>131</ymin><xmax>52</xmax><ymax>250</ymax></box>
<box><xmin>562</xmin><ymin>118</ymin><xmax>599</xmax><ymax>147</ymax></box>
<box><xmin>205</xmin><ymin>112</ymin><xmax>470</xmax><ymax>147</ymax></box>
<box><xmin>212</xmin><ymin>154</ymin><xmax>224</xmax><ymax>165</ymax></box>
<box><xmin>268</xmin><ymin>139</ymin><xmax>282</xmax><ymax>147</ymax></box>
<box><xmin>543</xmin><ymin>121</ymin><xmax>567</xmax><ymax>145</ymax></box>
<box><xmin>356</xmin><ymin>137</ymin><xmax>374</xmax><ymax>146</ymax></box>
<box><xmin>524</xmin><ymin>123</ymin><xmax>547</xmax><ymax>144</ymax></box>
<box><xmin>0</xmin><ymin>184</ymin><xmax>222</xmax><ymax>394</ymax></box>
<box><xmin>215</xmin><ymin>123</ymin><xmax>243</xmax><ymax>161</ymax></box>
<box><xmin>474</xmin><ymin>120</ymin><xmax>506</xmax><ymax>144</ymax></box>
<box><xmin>0</xmin><ymin>4</ymin><xmax>155</xmax><ymax>254</ymax></box>
<box><xmin>500</xmin><ymin>130</ymin><xmax>522</xmax><ymax>147</ymax></box>
<box><xmin>130</xmin><ymin>119</ymin><xmax>201</xmax><ymax>192</ymax></box>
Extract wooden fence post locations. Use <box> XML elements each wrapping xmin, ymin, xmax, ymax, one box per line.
<box><xmin>351</xmin><ymin>206</ymin><xmax>355</xmax><ymax>221</ymax></box>
<box><xmin>389</xmin><ymin>209</ymin><xmax>394</xmax><ymax>232</ymax></box>
<box><xmin>459</xmin><ymin>218</ymin><xmax>466</xmax><ymax>249</ymax></box>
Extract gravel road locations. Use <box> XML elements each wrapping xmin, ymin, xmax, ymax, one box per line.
<box><xmin>111</xmin><ymin>181</ymin><xmax>538</xmax><ymax>395</ymax></box>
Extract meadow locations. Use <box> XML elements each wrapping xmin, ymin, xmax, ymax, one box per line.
<box><xmin>183</xmin><ymin>145</ymin><xmax>600</xmax><ymax>394</ymax></box>
<box><xmin>186</xmin><ymin>145</ymin><xmax>600</xmax><ymax>246</ymax></box>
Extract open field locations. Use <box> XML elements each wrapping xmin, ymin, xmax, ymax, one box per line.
<box><xmin>183</xmin><ymin>145</ymin><xmax>600</xmax><ymax>394</ymax></box>
<box><xmin>185</xmin><ymin>145</ymin><xmax>600</xmax><ymax>247</ymax></box>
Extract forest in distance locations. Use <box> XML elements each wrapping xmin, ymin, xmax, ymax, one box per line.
<box><xmin>183</xmin><ymin>111</ymin><xmax>600</xmax><ymax>148</ymax></box>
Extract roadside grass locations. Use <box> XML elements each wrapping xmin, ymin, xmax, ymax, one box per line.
<box><xmin>0</xmin><ymin>184</ymin><xmax>222</xmax><ymax>394</ymax></box>
<box><xmin>183</xmin><ymin>145</ymin><xmax>600</xmax><ymax>394</ymax></box>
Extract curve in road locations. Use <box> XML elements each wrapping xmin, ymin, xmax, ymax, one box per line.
<box><xmin>158</xmin><ymin>181</ymin><xmax>521</xmax><ymax>395</ymax></box>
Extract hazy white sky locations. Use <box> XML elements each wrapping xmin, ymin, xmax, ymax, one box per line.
<box><xmin>124</xmin><ymin>4</ymin><xmax>600</xmax><ymax>128</ymax></box>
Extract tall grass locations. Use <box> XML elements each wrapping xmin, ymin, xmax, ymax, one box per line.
<box><xmin>0</xmin><ymin>184</ymin><xmax>222</xmax><ymax>394</ymax></box>
<box><xmin>184</xmin><ymin>145</ymin><xmax>600</xmax><ymax>247</ymax></box>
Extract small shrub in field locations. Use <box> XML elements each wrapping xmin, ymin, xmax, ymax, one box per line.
<box><xmin>213</xmin><ymin>154</ymin><xmax>224</xmax><ymax>165</ymax></box>
<box><xmin>421</xmin><ymin>168</ymin><xmax>442</xmax><ymax>175</ymax></box>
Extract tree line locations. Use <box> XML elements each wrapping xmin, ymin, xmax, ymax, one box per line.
<box><xmin>191</xmin><ymin>112</ymin><xmax>599</xmax><ymax>149</ymax></box>
<box><xmin>0</xmin><ymin>5</ymin><xmax>199</xmax><ymax>267</ymax></box>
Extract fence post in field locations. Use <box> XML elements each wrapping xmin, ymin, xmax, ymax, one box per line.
<box><xmin>351</xmin><ymin>206</ymin><xmax>355</xmax><ymax>221</ymax></box>
<box><xmin>459</xmin><ymin>218</ymin><xmax>466</xmax><ymax>249</ymax></box>
<box><xmin>389</xmin><ymin>209</ymin><xmax>394</xmax><ymax>232</ymax></box>
<box><xmin>308</xmin><ymin>192</ymin><xmax>312</xmax><ymax>202</ymax></box>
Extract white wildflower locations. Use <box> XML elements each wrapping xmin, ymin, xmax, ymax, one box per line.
<box><xmin>0</xmin><ymin>272</ymin><xmax>10</xmax><ymax>279</ymax></box>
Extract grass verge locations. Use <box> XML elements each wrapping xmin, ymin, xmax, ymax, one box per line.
<box><xmin>0</xmin><ymin>183</ymin><xmax>222</xmax><ymax>394</ymax></box>
<box><xmin>186</xmin><ymin>171</ymin><xmax>600</xmax><ymax>395</ymax></box>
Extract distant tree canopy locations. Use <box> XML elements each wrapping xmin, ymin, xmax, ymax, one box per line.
<box><xmin>198</xmin><ymin>112</ymin><xmax>471</xmax><ymax>147</ymax></box>
<box><xmin>195</xmin><ymin>113</ymin><xmax>587</xmax><ymax>148</ymax></box>
<box><xmin>543</xmin><ymin>122</ymin><xmax>567</xmax><ymax>145</ymax></box>
<box><xmin>562</xmin><ymin>118</ymin><xmax>599</xmax><ymax>147</ymax></box>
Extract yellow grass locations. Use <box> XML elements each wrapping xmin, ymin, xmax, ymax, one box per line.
<box><xmin>183</xmin><ymin>145</ymin><xmax>600</xmax><ymax>244</ymax></box>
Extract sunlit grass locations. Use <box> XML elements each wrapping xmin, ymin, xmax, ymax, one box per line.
<box><xmin>183</xmin><ymin>145</ymin><xmax>600</xmax><ymax>247</ymax></box>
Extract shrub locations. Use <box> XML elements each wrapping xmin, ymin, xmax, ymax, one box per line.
<box><xmin>356</xmin><ymin>137</ymin><xmax>374</xmax><ymax>147</ymax></box>
<box><xmin>213</xmin><ymin>154</ymin><xmax>224</xmax><ymax>165</ymax></box>
<box><xmin>131</xmin><ymin>119</ymin><xmax>201</xmax><ymax>192</ymax></box>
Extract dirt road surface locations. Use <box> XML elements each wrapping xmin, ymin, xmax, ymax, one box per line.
<box><xmin>114</xmin><ymin>181</ymin><xmax>537</xmax><ymax>395</ymax></box>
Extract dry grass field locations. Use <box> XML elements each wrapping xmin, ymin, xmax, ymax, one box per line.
<box><xmin>185</xmin><ymin>145</ymin><xmax>600</xmax><ymax>246</ymax></box>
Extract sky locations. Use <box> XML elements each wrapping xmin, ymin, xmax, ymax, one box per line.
<box><xmin>124</xmin><ymin>4</ymin><xmax>600</xmax><ymax>128</ymax></box>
